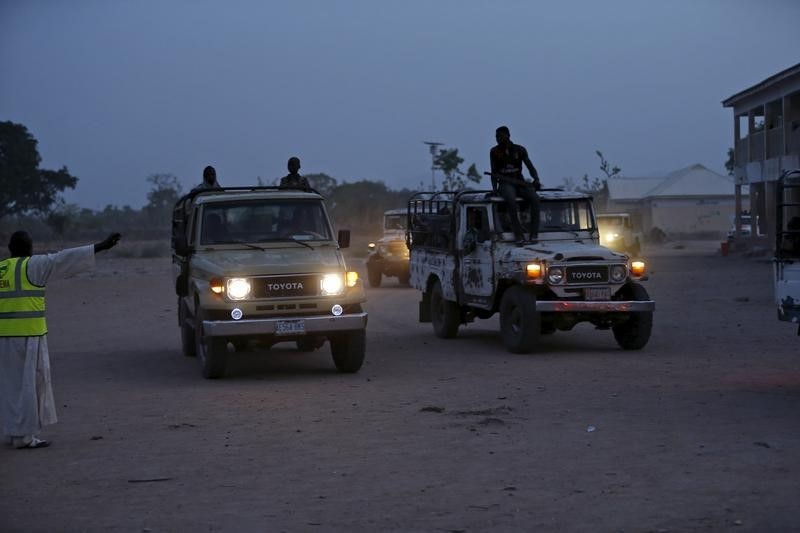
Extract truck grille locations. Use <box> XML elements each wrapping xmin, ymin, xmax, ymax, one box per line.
<box><xmin>565</xmin><ymin>265</ymin><xmax>608</xmax><ymax>284</ymax></box>
<box><xmin>252</xmin><ymin>275</ymin><xmax>319</xmax><ymax>298</ymax></box>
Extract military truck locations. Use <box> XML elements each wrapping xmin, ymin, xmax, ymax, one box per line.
<box><xmin>366</xmin><ymin>208</ymin><xmax>411</xmax><ymax>287</ymax></box>
<box><xmin>171</xmin><ymin>187</ymin><xmax>367</xmax><ymax>378</ymax></box>
<box><xmin>596</xmin><ymin>212</ymin><xmax>642</xmax><ymax>256</ymax></box>
<box><xmin>407</xmin><ymin>190</ymin><xmax>654</xmax><ymax>353</ymax></box>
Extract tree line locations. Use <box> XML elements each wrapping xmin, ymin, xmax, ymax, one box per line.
<box><xmin>0</xmin><ymin>121</ymin><xmax>426</xmax><ymax>241</ymax></box>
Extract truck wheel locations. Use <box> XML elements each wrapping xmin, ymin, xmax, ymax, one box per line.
<box><xmin>367</xmin><ymin>265</ymin><xmax>382</xmax><ymax>288</ymax></box>
<box><xmin>430</xmin><ymin>279</ymin><xmax>460</xmax><ymax>338</ymax></box>
<box><xmin>499</xmin><ymin>286</ymin><xmax>540</xmax><ymax>354</ymax></box>
<box><xmin>178</xmin><ymin>298</ymin><xmax>196</xmax><ymax>358</ymax></box>
<box><xmin>330</xmin><ymin>330</ymin><xmax>366</xmax><ymax>373</ymax></box>
<box><xmin>612</xmin><ymin>282</ymin><xmax>652</xmax><ymax>350</ymax></box>
<box><xmin>194</xmin><ymin>307</ymin><xmax>228</xmax><ymax>379</ymax></box>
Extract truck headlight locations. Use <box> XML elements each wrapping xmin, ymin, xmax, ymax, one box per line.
<box><xmin>321</xmin><ymin>273</ymin><xmax>344</xmax><ymax>295</ymax></box>
<box><xmin>610</xmin><ymin>265</ymin><xmax>627</xmax><ymax>282</ymax></box>
<box><xmin>630</xmin><ymin>260</ymin><xmax>646</xmax><ymax>277</ymax></box>
<box><xmin>526</xmin><ymin>263</ymin><xmax>542</xmax><ymax>279</ymax></box>
<box><xmin>227</xmin><ymin>278</ymin><xmax>251</xmax><ymax>300</ymax></box>
<box><xmin>547</xmin><ymin>267</ymin><xmax>564</xmax><ymax>284</ymax></box>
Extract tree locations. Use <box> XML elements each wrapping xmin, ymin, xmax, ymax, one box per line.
<box><xmin>0</xmin><ymin>121</ymin><xmax>78</xmax><ymax>219</ymax></box>
<box><xmin>305</xmin><ymin>173</ymin><xmax>338</xmax><ymax>196</ymax></box>
<box><xmin>143</xmin><ymin>173</ymin><xmax>182</xmax><ymax>225</ymax></box>
<box><xmin>434</xmin><ymin>148</ymin><xmax>481</xmax><ymax>191</ymax></box>
<box><xmin>44</xmin><ymin>201</ymin><xmax>80</xmax><ymax>240</ymax></box>
<box><xmin>725</xmin><ymin>147</ymin><xmax>735</xmax><ymax>176</ymax></box>
<box><xmin>562</xmin><ymin>150</ymin><xmax>620</xmax><ymax>194</ymax></box>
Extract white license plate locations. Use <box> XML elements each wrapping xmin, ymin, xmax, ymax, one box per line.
<box><xmin>275</xmin><ymin>319</ymin><xmax>306</xmax><ymax>335</ymax></box>
<box><xmin>584</xmin><ymin>287</ymin><xmax>611</xmax><ymax>300</ymax></box>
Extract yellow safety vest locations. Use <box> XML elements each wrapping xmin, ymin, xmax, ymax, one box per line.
<box><xmin>0</xmin><ymin>257</ymin><xmax>47</xmax><ymax>336</ymax></box>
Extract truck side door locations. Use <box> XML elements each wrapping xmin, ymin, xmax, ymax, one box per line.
<box><xmin>460</xmin><ymin>205</ymin><xmax>494</xmax><ymax>307</ymax></box>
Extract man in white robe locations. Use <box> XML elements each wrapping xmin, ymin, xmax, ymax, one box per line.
<box><xmin>0</xmin><ymin>230</ymin><xmax>120</xmax><ymax>449</ymax></box>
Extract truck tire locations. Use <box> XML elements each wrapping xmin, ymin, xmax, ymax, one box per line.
<box><xmin>330</xmin><ymin>330</ymin><xmax>366</xmax><ymax>373</ymax></box>
<box><xmin>499</xmin><ymin>286</ymin><xmax>540</xmax><ymax>354</ymax></box>
<box><xmin>367</xmin><ymin>264</ymin><xmax>382</xmax><ymax>288</ymax></box>
<box><xmin>430</xmin><ymin>279</ymin><xmax>460</xmax><ymax>338</ymax></box>
<box><xmin>194</xmin><ymin>307</ymin><xmax>228</xmax><ymax>379</ymax></box>
<box><xmin>612</xmin><ymin>282</ymin><xmax>652</xmax><ymax>350</ymax></box>
<box><xmin>178</xmin><ymin>298</ymin><xmax>196</xmax><ymax>358</ymax></box>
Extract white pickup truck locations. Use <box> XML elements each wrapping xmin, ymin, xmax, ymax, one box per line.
<box><xmin>407</xmin><ymin>189</ymin><xmax>655</xmax><ymax>353</ymax></box>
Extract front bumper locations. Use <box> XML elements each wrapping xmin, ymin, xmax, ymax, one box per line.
<box><xmin>536</xmin><ymin>300</ymin><xmax>655</xmax><ymax>312</ymax></box>
<box><xmin>203</xmin><ymin>312</ymin><xmax>368</xmax><ymax>337</ymax></box>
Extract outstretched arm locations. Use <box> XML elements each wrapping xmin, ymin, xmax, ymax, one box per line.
<box><xmin>94</xmin><ymin>232</ymin><xmax>122</xmax><ymax>253</ymax></box>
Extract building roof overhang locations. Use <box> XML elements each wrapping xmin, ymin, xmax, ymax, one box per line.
<box><xmin>722</xmin><ymin>62</ymin><xmax>800</xmax><ymax>108</ymax></box>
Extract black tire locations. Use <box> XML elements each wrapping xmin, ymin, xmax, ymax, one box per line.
<box><xmin>194</xmin><ymin>306</ymin><xmax>228</xmax><ymax>379</ymax></box>
<box><xmin>178</xmin><ymin>298</ymin><xmax>196</xmax><ymax>358</ymax></box>
<box><xmin>612</xmin><ymin>282</ymin><xmax>653</xmax><ymax>350</ymax></box>
<box><xmin>499</xmin><ymin>286</ymin><xmax>540</xmax><ymax>354</ymax></box>
<box><xmin>367</xmin><ymin>264</ymin><xmax>382</xmax><ymax>288</ymax></box>
<box><xmin>330</xmin><ymin>330</ymin><xmax>366</xmax><ymax>373</ymax></box>
<box><xmin>430</xmin><ymin>279</ymin><xmax>460</xmax><ymax>338</ymax></box>
<box><xmin>296</xmin><ymin>336</ymin><xmax>324</xmax><ymax>352</ymax></box>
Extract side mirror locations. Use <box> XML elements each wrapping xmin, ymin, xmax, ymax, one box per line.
<box><xmin>174</xmin><ymin>235</ymin><xmax>190</xmax><ymax>256</ymax></box>
<box><xmin>338</xmin><ymin>229</ymin><xmax>351</xmax><ymax>249</ymax></box>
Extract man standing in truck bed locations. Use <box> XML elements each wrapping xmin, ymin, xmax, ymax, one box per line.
<box><xmin>489</xmin><ymin>125</ymin><xmax>541</xmax><ymax>244</ymax></box>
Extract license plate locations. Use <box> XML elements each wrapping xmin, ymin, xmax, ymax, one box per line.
<box><xmin>584</xmin><ymin>287</ymin><xmax>611</xmax><ymax>300</ymax></box>
<box><xmin>275</xmin><ymin>319</ymin><xmax>306</xmax><ymax>335</ymax></box>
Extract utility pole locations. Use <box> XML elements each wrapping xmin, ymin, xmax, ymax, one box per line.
<box><xmin>423</xmin><ymin>141</ymin><xmax>444</xmax><ymax>191</ymax></box>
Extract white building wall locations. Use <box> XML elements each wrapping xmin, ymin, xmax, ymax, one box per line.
<box><xmin>648</xmin><ymin>197</ymin><xmax>736</xmax><ymax>234</ymax></box>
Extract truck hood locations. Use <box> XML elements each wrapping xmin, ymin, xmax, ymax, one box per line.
<box><xmin>501</xmin><ymin>240</ymin><xmax>628</xmax><ymax>263</ymax></box>
<box><xmin>192</xmin><ymin>245</ymin><xmax>344</xmax><ymax>276</ymax></box>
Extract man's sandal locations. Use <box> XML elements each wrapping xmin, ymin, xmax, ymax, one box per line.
<box><xmin>14</xmin><ymin>437</ymin><xmax>51</xmax><ymax>449</ymax></box>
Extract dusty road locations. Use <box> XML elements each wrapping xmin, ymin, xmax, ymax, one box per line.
<box><xmin>2</xmin><ymin>244</ymin><xmax>799</xmax><ymax>532</ymax></box>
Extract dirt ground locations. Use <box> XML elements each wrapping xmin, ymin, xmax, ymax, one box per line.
<box><xmin>2</xmin><ymin>241</ymin><xmax>799</xmax><ymax>532</ymax></box>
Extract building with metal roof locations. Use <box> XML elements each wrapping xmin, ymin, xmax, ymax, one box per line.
<box><xmin>722</xmin><ymin>62</ymin><xmax>800</xmax><ymax>248</ymax></box>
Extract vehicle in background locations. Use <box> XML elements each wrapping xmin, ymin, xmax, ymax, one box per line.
<box><xmin>774</xmin><ymin>170</ymin><xmax>800</xmax><ymax>334</ymax></box>
<box><xmin>596</xmin><ymin>213</ymin><xmax>641</xmax><ymax>256</ymax></box>
<box><xmin>727</xmin><ymin>212</ymin><xmax>768</xmax><ymax>241</ymax></box>
<box><xmin>366</xmin><ymin>208</ymin><xmax>410</xmax><ymax>287</ymax></box>
<box><xmin>171</xmin><ymin>186</ymin><xmax>367</xmax><ymax>378</ymax></box>
<box><xmin>407</xmin><ymin>189</ymin><xmax>654</xmax><ymax>354</ymax></box>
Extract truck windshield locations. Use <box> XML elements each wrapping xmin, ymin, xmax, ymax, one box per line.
<box><xmin>384</xmin><ymin>214</ymin><xmax>407</xmax><ymax>230</ymax></box>
<box><xmin>496</xmin><ymin>199</ymin><xmax>596</xmax><ymax>234</ymax></box>
<box><xmin>199</xmin><ymin>200</ymin><xmax>333</xmax><ymax>245</ymax></box>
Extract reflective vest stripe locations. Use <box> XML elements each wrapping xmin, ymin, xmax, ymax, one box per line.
<box><xmin>0</xmin><ymin>257</ymin><xmax>47</xmax><ymax>336</ymax></box>
<box><xmin>0</xmin><ymin>290</ymin><xmax>45</xmax><ymax>298</ymax></box>
<box><xmin>0</xmin><ymin>310</ymin><xmax>47</xmax><ymax>319</ymax></box>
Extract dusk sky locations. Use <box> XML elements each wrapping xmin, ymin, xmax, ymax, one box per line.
<box><xmin>2</xmin><ymin>1</ymin><xmax>799</xmax><ymax>209</ymax></box>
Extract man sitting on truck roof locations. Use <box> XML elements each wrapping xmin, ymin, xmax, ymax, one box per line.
<box><xmin>489</xmin><ymin>126</ymin><xmax>541</xmax><ymax>245</ymax></box>
<box><xmin>279</xmin><ymin>157</ymin><xmax>312</xmax><ymax>192</ymax></box>
<box><xmin>192</xmin><ymin>165</ymin><xmax>221</xmax><ymax>192</ymax></box>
